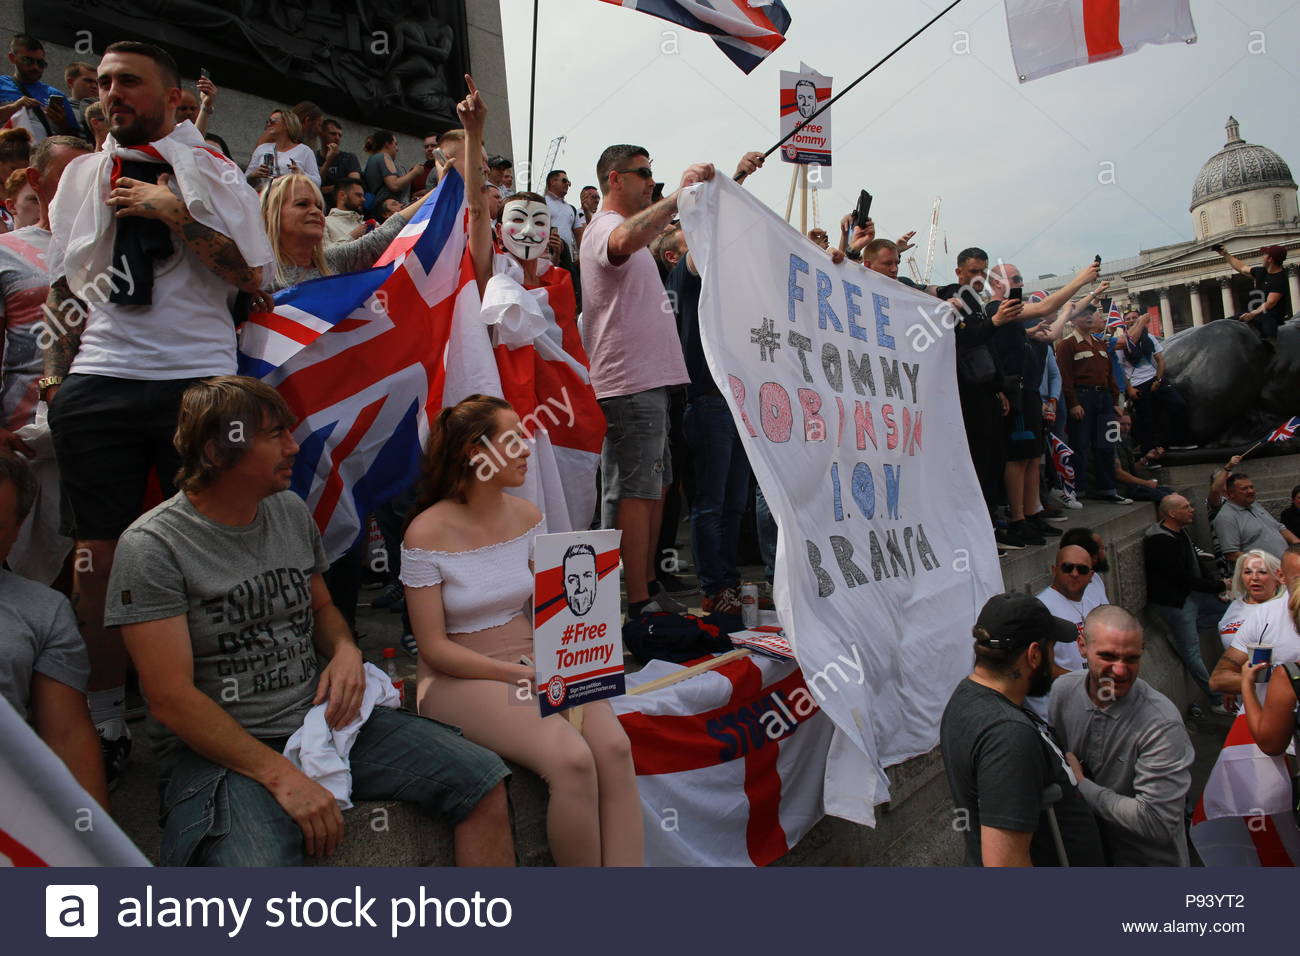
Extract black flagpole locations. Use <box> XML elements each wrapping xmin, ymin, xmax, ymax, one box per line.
<box><xmin>527</xmin><ymin>0</ymin><xmax>540</xmax><ymax>192</ymax></box>
<box><xmin>757</xmin><ymin>0</ymin><xmax>966</xmax><ymax>164</ymax></box>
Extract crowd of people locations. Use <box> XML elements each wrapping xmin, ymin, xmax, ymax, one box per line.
<box><xmin>0</xmin><ymin>31</ymin><xmax>1298</xmax><ymax>869</ymax></box>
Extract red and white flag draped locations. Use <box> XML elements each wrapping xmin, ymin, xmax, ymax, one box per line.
<box><xmin>613</xmin><ymin>654</ymin><xmax>834</xmax><ymax>866</ymax></box>
<box><xmin>0</xmin><ymin>696</ymin><xmax>149</xmax><ymax>866</ymax></box>
<box><xmin>481</xmin><ymin>256</ymin><xmax>605</xmax><ymax>534</ymax></box>
<box><xmin>1190</xmin><ymin>714</ymin><xmax>1300</xmax><ymax>866</ymax></box>
<box><xmin>1004</xmin><ymin>0</ymin><xmax>1197</xmax><ymax>83</ymax></box>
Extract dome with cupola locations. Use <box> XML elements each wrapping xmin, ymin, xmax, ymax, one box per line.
<box><xmin>1190</xmin><ymin>117</ymin><xmax>1298</xmax><ymax>240</ymax></box>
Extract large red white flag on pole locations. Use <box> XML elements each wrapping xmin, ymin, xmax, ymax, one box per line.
<box><xmin>1004</xmin><ymin>0</ymin><xmax>1196</xmax><ymax>83</ymax></box>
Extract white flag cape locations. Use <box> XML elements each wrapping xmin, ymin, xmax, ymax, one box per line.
<box><xmin>1004</xmin><ymin>0</ymin><xmax>1196</xmax><ymax>83</ymax></box>
<box><xmin>0</xmin><ymin>696</ymin><xmax>149</xmax><ymax>866</ymax></box>
<box><xmin>678</xmin><ymin>177</ymin><xmax>1002</xmax><ymax>825</ymax></box>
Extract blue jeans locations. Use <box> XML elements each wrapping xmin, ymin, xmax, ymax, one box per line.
<box><xmin>1149</xmin><ymin>599</ymin><xmax>1220</xmax><ymax>704</ymax></box>
<box><xmin>1067</xmin><ymin>387</ymin><xmax>1117</xmax><ymax>495</ymax></box>
<box><xmin>683</xmin><ymin>395</ymin><xmax>751</xmax><ymax>594</ymax></box>
<box><xmin>157</xmin><ymin>707</ymin><xmax>508</xmax><ymax>866</ymax></box>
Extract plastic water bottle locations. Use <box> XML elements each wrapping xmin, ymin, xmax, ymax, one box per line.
<box><xmin>382</xmin><ymin>647</ymin><xmax>405</xmax><ymax>707</ymax></box>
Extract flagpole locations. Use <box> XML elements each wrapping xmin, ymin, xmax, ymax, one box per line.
<box><xmin>754</xmin><ymin>0</ymin><xmax>967</xmax><ymax>164</ymax></box>
<box><xmin>526</xmin><ymin>0</ymin><xmax>540</xmax><ymax>192</ymax></box>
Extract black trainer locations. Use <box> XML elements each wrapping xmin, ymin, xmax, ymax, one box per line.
<box><xmin>1027</xmin><ymin>514</ymin><xmax>1062</xmax><ymax>537</ymax></box>
<box><xmin>1009</xmin><ymin>519</ymin><xmax>1046</xmax><ymax>546</ymax></box>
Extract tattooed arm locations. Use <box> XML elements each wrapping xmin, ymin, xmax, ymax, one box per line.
<box><xmin>108</xmin><ymin>174</ymin><xmax>264</xmax><ymax>293</ymax></box>
<box><xmin>40</xmin><ymin>276</ymin><xmax>86</xmax><ymax>403</ymax></box>
<box><xmin>606</xmin><ymin>162</ymin><xmax>715</xmax><ymax>261</ymax></box>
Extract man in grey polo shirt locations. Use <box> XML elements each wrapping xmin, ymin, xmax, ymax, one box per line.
<box><xmin>1050</xmin><ymin>605</ymin><xmax>1194</xmax><ymax>866</ymax></box>
<box><xmin>1214</xmin><ymin>473</ymin><xmax>1298</xmax><ymax>562</ymax></box>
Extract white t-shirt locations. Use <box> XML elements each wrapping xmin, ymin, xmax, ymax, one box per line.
<box><xmin>1218</xmin><ymin>597</ymin><xmax>1268</xmax><ymax>650</ymax></box>
<box><xmin>1026</xmin><ymin>584</ymin><xmax>1105</xmax><ymax>721</ymax></box>
<box><xmin>245</xmin><ymin>143</ymin><xmax>321</xmax><ymax>186</ymax></box>
<box><xmin>60</xmin><ymin>174</ymin><xmax>245</xmax><ymax>380</ymax></box>
<box><xmin>1229</xmin><ymin>595</ymin><xmax>1300</xmax><ymax>663</ymax></box>
<box><xmin>546</xmin><ymin>193</ymin><xmax>579</xmax><ymax>254</ymax></box>
<box><xmin>1117</xmin><ymin>335</ymin><xmax>1162</xmax><ymax>388</ymax></box>
<box><xmin>1083</xmin><ymin>574</ymin><xmax>1109</xmax><ymax>607</ymax></box>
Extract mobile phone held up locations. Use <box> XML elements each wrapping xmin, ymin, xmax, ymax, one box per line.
<box><xmin>200</xmin><ymin>67</ymin><xmax>211</xmax><ymax>82</ymax></box>
<box><xmin>852</xmin><ymin>189</ymin><xmax>873</xmax><ymax>229</ymax></box>
<box><xmin>1008</xmin><ymin>287</ymin><xmax>1023</xmax><ymax>302</ymax></box>
<box><xmin>1211</xmin><ymin>243</ymin><xmax>1225</xmax><ymax>254</ymax></box>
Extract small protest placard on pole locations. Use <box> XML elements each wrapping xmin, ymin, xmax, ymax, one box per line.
<box><xmin>532</xmin><ymin>529</ymin><xmax>624</xmax><ymax>716</ymax></box>
<box><xmin>779</xmin><ymin>64</ymin><xmax>832</xmax><ymax>189</ymax></box>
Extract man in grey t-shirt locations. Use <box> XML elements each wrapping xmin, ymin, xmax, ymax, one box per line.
<box><xmin>0</xmin><ymin>453</ymin><xmax>106</xmax><ymax>806</ymax></box>
<box><xmin>1214</xmin><ymin>473</ymin><xmax>1298</xmax><ymax>562</ymax></box>
<box><xmin>1050</xmin><ymin>606</ymin><xmax>1193</xmax><ymax>866</ymax></box>
<box><xmin>105</xmin><ymin>376</ymin><xmax>514</xmax><ymax>866</ymax></box>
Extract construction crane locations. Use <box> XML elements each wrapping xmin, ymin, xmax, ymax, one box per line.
<box><xmin>907</xmin><ymin>197</ymin><xmax>942</xmax><ymax>284</ymax></box>
<box><xmin>535</xmin><ymin>135</ymin><xmax>566</xmax><ymax>190</ymax></box>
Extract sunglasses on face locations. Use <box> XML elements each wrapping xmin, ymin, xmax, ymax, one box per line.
<box><xmin>1060</xmin><ymin>563</ymin><xmax>1093</xmax><ymax>576</ymax></box>
<box><xmin>1009</xmin><ymin>275</ymin><xmax>1023</xmax><ymax>284</ymax></box>
<box><xmin>17</xmin><ymin>54</ymin><xmax>47</xmax><ymax>68</ymax></box>
<box><xmin>616</xmin><ymin>166</ymin><xmax>654</xmax><ymax>180</ymax></box>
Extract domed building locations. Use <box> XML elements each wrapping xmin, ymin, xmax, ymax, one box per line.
<box><xmin>1191</xmin><ymin>117</ymin><xmax>1298</xmax><ymax>241</ymax></box>
<box><xmin>1042</xmin><ymin>117</ymin><xmax>1300</xmax><ymax>335</ymax></box>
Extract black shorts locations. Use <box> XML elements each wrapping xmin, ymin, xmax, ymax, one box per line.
<box><xmin>48</xmin><ymin>373</ymin><xmax>203</xmax><ymax>540</ymax></box>
<box><xmin>1005</xmin><ymin>388</ymin><xmax>1045</xmax><ymax>462</ymax></box>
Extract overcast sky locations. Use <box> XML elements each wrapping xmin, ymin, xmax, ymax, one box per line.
<box><xmin>497</xmin><ymin>0</ymin><xmax>1300</xmax><ymax>284</ymax></box>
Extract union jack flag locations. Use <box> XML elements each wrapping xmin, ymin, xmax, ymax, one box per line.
<box><xmin>1265</xmin><ymin>416</ymin><xmax>1300</xmax><ymax>443</ymax></box>
<box><xmin>237</xmin><ymin>170</ymin><xmax>485</xmax><ymax>560</ymax></box>
<box><xmin>599</xmin><ymin>0</ymin><xmax>792</xmax><ymax>73</ymax></box>
<box><xmin>1106</xmin><ymin>300</ymin><xmax>1124</xmax><ymax>328</ymax></box>
<box><xmin>1048</xmin><ymin>433</ymin><xmax>1077</xmax><ymax>498</ymax></box>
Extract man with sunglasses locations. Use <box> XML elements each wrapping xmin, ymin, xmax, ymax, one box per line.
<box><xmin>545</xmin><ymin>169</ymin><xmax>583</xmax><ymax>258</ymax></box>
<box><xmin>580</xmin><ymin>145</ymin><xmax>718</xmax><ymax>618</ymax></box>
<box><xmin>0</xmin><ymin>34</ymin><xmax>79</xmax><ymax>140</ymax></box>
<box><xmin>1025</xmin><ymin>544</ymin><xmax>1105</xmax><ymax>720</ymax></box>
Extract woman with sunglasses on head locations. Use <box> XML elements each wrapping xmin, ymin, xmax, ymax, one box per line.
<box><xmin>245</xmin><ymin>108</ymin><xmax>319</xmax><ymax>190</ymax></box>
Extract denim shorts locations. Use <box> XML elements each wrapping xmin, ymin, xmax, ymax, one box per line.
<box><xmin>156</xmin><ymin>707</ymin><xmax>508</xmax><ymax>866</ymax></box>
<box><xmin>599</xmin><ymin>386</ymin><xmax>673</xmax><ymax>502</ymax></box>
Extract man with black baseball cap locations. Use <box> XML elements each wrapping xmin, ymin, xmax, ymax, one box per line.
<box><xmin>940</xmin><ymin>593</ymin><xmax>1105</xmax><ymax>866</ymax></box>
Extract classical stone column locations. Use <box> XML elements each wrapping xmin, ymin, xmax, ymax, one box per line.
<box><xmin>1288</xmin><ymin>266</ymin><xmax>1300</xmax><ymax>315</ymax></box>
<box><xmin>1188</xmin><ymin>282</ymin><xmax>1205</xmax><ymax>327</ymax></box>
<box><xmin>1219</xmin><ymin>277</ymin><xmax>1235</xmax><ymax>317</ymax></box>
<box><xmin>1158</xmin><ymin>287</ymin><xmax>1174</xmax><ymax>337</ymax></box>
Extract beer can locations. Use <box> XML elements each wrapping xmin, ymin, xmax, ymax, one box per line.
<box><xmin>740</xmin><ymin>583</ymin><xmax>759</xmax><ymax>628</ymax></box>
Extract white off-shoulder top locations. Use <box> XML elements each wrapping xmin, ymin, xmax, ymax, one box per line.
<box><xmin>400</xmin><ymin>518</ymin><xmax>541</xmax><ymax>634</ymax></box>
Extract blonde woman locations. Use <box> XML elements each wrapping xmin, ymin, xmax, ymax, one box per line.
<box><xmin>246</xmin><ymin>109</ymin><xmax>320</xmax><ymax>189</ymax></box>
<box><xmin>258</xmin><ymin>173</ymin><xmax>425</xmax><ymax>292</ymax></box>
<box><xmin>1241</xmin><ymin>581</ymin><xmax>1300</xmax><ymax>756</ymax></box>
<box><xmin>1218</xmin><ymin>550</ymin><xmax>1285</xmax><ymax>649</ymax></box>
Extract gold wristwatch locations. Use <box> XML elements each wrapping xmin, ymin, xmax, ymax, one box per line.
<box><xmin>37</xmin><ymin>375</ymin><xmax>63</xmax><ymax>398</ymax></box>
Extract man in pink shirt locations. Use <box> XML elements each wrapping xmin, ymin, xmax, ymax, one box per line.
<box><xmin>579</xmin><ymin>145</ymin><xmax>714</xmax><ymax>617</ymax></box>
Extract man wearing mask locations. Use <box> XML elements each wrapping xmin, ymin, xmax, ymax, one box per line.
<box><xmin>941</xmin><ymin>593</ymin><xmax>1105</xmax><ymax>866</ymax></box>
